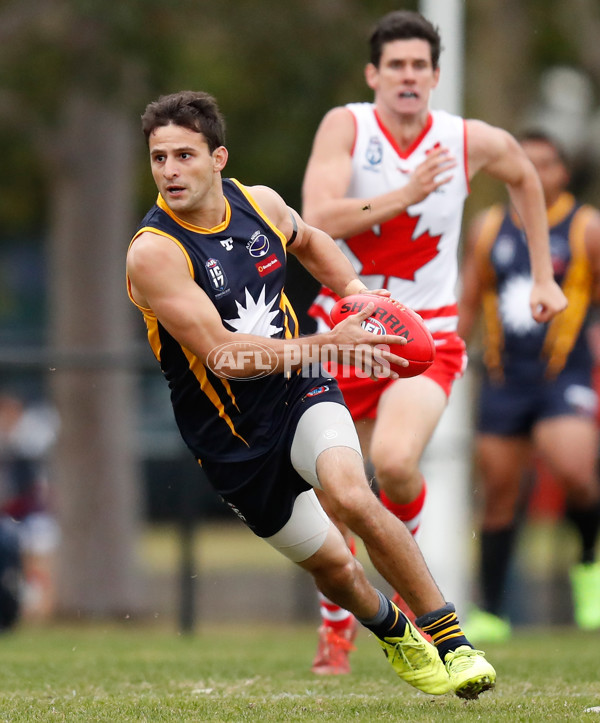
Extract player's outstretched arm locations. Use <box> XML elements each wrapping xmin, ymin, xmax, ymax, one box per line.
<box><xmin>127</xmin><ymin>227</ymin><xmax>404</xmax><ymax>379</ymax></box>
<box><xmin>250</xmin><ymin>185</ymin><xmax>373</xmax><ymax>300</ymax></box>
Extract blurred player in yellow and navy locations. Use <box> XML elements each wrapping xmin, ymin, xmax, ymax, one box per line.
<box><xmin>459</xmin><ymin>130</ymin><xmax>600</xmax><ymax>641</ymax></box>
<box><xmin>126</xmin><ymin>90</ymin><xmax>497</xmax><ymax>698</ymax></box>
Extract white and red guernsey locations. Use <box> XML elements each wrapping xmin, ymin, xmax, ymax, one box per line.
<box><xmin>309</xmin><ymin>102</ymin><xmax>470</xmax><ymax>341</ymax></box>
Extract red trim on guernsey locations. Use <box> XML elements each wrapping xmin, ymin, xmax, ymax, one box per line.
<box><xmin>318</xmin><ymin>287</ymin><xmax>340</xmax><ymax>300</ymax></box>
<box><xmin>431</xmin><ymin>330</ymin><xmax>462</xmax><ymax>344</ymax></box>
<box><xmin>308</xmin><ymin>304</ymin><xmax>334</xmax><ymax>328</ymax></box>
<box><xmin>414</xmin><ymin>303</ymin><xmax>458</xmax><ymax>319</ymax></box>
<box><xmin>374</xmin><ymin>109</ymin><xmax>433</xmax><ymax>159</ymax></box>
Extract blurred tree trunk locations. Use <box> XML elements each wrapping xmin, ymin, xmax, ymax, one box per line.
<box><xmin>464</xmin><ymin>0</ymin><xmax>534</xmax><ymax>217</ymax></box>
<box><xmin>47</xmin><ymin>92</ymin><xmax>143</xmax><ymax>616</ymax></box>
<box><xmin>557</xmin><ymin>0</ymin><xmax>600</xmax><ymax>202</ymax></box>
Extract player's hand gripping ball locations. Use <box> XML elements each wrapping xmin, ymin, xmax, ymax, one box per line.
<box><xmin>330</xmin><ymin>294</ymin><xmax>436</xmax><ymax>378</ymax></box>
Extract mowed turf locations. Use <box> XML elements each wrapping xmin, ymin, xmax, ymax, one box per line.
<box><xmin>0</xmin><ymin>623</ymin><xmax>599</xmax><ymax>721</ymax></box>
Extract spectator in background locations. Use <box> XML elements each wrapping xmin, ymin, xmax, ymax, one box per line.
<box><xmin>458</xmin><ymin>130</ymin><xmax>600</xmax><ymax>641</ymax></box>
<box><xmin>0</xmin><ymin>392</ymin><xmax>60</xmax><ymax>622</ymax></box>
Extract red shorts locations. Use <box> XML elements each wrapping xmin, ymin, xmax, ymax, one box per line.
<box><xmin>330</xmin><ymin>332</ymin><xmax>467</xmax><ymax>421</ymax></box>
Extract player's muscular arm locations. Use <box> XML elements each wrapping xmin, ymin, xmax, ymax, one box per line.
<box><xmin>127</xmin><ymin>231</ymin><xmax>402</xmax><ymax>378</ymax></box>
<box><xmin>251</xmin><ymin>185</ymin><xmax>377</xmax><ymax>300</ymax></box>
<box><xmin>127</xmin><ymin>232</ymin><xmax>235</xmax><ymax>357</ymax></box>
<box><xmin>467</xmin><ymin>120</ymin><xmax>567</xmax><ymax>321</ymax></box>
<box><xmin>301</xmin><ymin>107</ymin><xmax>455</xmax><ymax>240</ymax></box>
<box><xmin>467</xmin><ymin>120</ymin><xmax>552</xmax><ymax>283</ymax></box>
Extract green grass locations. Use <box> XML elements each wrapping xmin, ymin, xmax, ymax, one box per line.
<box><xmin>1</xmin><ymin>624</ymin><xmax>599</xmax><ymax>721</ymax></box>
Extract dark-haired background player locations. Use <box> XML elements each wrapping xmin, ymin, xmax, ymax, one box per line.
<box><xmin>301</xmin><ymin>9</ymin><xmax>567</xmax><ymax>675</ymax></box>
<box><xmin>459</xmin><ymin>130</ymin><xmax>600</xmax><ymax>641</ymax></box>
<box><xmin>125</xmin><ymin>90</ymin><xmax>497</xmax><ymax>698</ymax></box>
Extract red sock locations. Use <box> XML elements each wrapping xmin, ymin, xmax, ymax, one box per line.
<box><xmin>380</xmin><ymin>480</ymin><xmax>427</xmax><ymax>537</ymax></box>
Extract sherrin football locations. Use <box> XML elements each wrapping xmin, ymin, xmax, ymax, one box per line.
<box><xmin>330</xmin><ymin>294</ymin><xmax>436</xmax><ymax>378</ymax></box>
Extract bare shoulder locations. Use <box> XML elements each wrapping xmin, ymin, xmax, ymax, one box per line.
<box><xmin>465</xmin><ymin>119</ymin><xmax>523</xmax><ymax>178</ymax></box>
<box><xmin>127</xmin><ymin>230</ymin><xmax>194</xmax><ymax>308</ymax></box>
<box><xmin>247</xmin><ymin>184</ymin><xmax>287</xmax><ymax>220</ymax></box>
<box><xmin>127</xmin><ymin>230</ymin><xmax>194</xmax><ymax>293</ymax></box>
<box><xmin>127</xmin><ymin>230</ymin><xmax>185</xmax><ymax>270</ymax></box>
<box><xmin>313</xmin><ymin>105</ymin><xmax>356</xmax><ymax>147</ymax></box>
<box><xmin>245</xmin><ymin>184</ymin><xmax>298</xmax><ymax>239</ymax></box>
<box><xmin>318</xmin><ymin>105</ymin><xmax>355</xmax><ymax>130</ymax></box>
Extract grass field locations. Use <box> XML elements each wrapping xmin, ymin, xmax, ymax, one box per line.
<box><xmin>1</xmin><ymin>623</ymin><xmax>599</xmax><ymax>722</ymax></box>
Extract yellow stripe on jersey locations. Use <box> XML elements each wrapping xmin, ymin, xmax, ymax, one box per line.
<box><xmin>280</xmin><ymin>292</ymin><xmax>299</xmax><ymax>339</ymax></box>
<box><xmin>543</xmin><ymin>205</ymin><xmax>594</xmax><ymax>378</ymax></box>
<box><xmin>143</xmin><ymin>311</ymin><xmax>163</xmax><ymax>360</ymax></box>
<box><xmin>474</xmin><ymin>205</ymin><xmax>506</xmax><ymax>379</ymax></box>
<box><xmin>156</xmin><ymin>194</ymin><xmax>232</xmax><ymax>235</ymax></box>
<box><xmin>182</xmin><ymin>347</ymin><xmax>249</xmax><ymax>447</ymax></box>
<box><xmin>546</xmin><ymin>192</ymin><xmax>576</xmax><ymax>227</ymax></box>
<box><xmin>137</xmin><ymin>310</ymin><xmax>248</xmax><ymax>446</ymax></box>
<box><xmin>229</xmin><ymin>179</ymin><xmax>289</xmax><ymax>251</ymax></box>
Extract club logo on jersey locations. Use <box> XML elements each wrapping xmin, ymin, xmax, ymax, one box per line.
<box><xmin>256</xmin><ymin>254</ymin><xmax>282</xmax><ymax>277</ymax></box>
<box><xmin>220</xmin><ymin>237</ymin><xmax>234</xmax><ymax>251</ymax></box>
<box><xmin>205</xmin><ymin>258</ymin><xmax>228</xmax><ymax>293</ymax></box>
<box><xmin>365</xmin><ymin>136</ymin><xmax>383</xmax><ymax>166</ymax></box>
<box><xmin>247</xmin><ymin>231</ymin><xmax>270</xmax><ymax>258</ymax></box>
<box><xmin>224</xmin><ymin>285</ymin><xmax>283</xmax><ymax>336</ymax></box>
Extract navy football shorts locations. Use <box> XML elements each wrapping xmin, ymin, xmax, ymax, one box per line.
<box><xmin>477</xmin><ymin>367</ymin><xmax>597</xmax><ymax>436</ymax></box>
<box><xmin>200</xmin><ymin>380</ymin><xmax>352</xmax><ymax>539</ymax></box>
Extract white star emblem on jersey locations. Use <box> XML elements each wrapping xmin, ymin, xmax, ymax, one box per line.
<box><xmin>499</xmin><ymin>275</ymin><xmax>540</xmax><ymax>335</ymax></box>
<box><xmin>224</xmin><ymin>285</ymin><xmax>283</xmax><ymax>337</ymax></box>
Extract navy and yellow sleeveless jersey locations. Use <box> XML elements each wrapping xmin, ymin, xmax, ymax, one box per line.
<box><xmin>473</xmin><ymin>192</ymin><xmax>595</xmax><ymax>380</ymax></box>
<box><xmin>128</xmin><ymin>178</ymin><xmax>327</xmax><ymax>463</ymax></box>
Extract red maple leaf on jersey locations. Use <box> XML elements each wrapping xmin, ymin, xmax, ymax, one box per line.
<box><xmin>346</xmin><ymin>212</ymin><xmax>442</xmax><ymax>281</ymax></box>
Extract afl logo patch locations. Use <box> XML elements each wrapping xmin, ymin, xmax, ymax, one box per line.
<box><xmin>362</xmin><ymin>318</ymin><xmax>386</xmax><ymax>335</ymax></box>
<box><xmin>247</xmin><ymin>232</ymin><xmax>270</xmax><ymax>258</ymax></box>
<box><xmin>305</xmin><ymin>385</ymin><xmax>329</xmax><ymax>398</ymax></box>
<box><xmin>205</xmin><ymin>258</ymin><xmax>227</xmax><ymax>291</ymax></box>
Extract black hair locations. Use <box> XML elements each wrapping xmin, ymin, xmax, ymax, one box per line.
<box><xmin>141</xmin><ymin>90</ymin><xmax>226</xmax><ymax>151</ymax></box>
<box><xmin>369</xmin><ymin>10</ymin><xmax>442</xmax><ymax>69</ymax></box>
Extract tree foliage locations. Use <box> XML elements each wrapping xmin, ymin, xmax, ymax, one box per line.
<box><xmin>0</xmin><ymin>0</ymin><xmax>417</xmax><ymax>233</ymax></box>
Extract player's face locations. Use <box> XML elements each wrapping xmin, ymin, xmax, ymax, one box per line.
<box><xmin>366</xmin><ymin>38</ymin><xmax>439</xmax><ymax>118</ymax></box>
<box><xmin>522</xmin><ymin>140</ymin><xmax>569</xmax><ymax>206</ymax></box>
<box><xmin>149</xmin><ymin>124</ymin><xmax>227</xmax><ymax>221</ymax></box>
